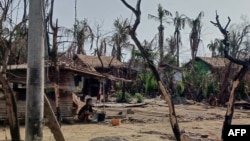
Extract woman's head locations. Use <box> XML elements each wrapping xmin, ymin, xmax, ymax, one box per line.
<box><xmin>86</xmin><ymin>98</ymin><xmax>92</xmax><ymax>105</ymax></box>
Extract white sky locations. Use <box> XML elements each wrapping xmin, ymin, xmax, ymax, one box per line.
<box><xmin>26</xmin><ymin>0</ymin><xmax>250</xmax><ymax>63</ymax></box>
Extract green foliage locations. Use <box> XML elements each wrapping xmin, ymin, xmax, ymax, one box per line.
<box><xmin>116</xmin><ymin>91</ymin><xmax>132</xmax><ymax>103</ymax></box>
<box><xmin>134</xmin><ymin>93</ymin><xmax>144</xmax><ymax>103</ymax></box>
<box><xmin>115</xmin><ymin>82</ymin><xmax>122</xmax><ymax>90</ymax></box>
<box><xmin>130</xmin><ymin>82</ymin><xmax>138</xmax><ymax>93</ymax></box>
<box><xmin>206</xmin><ymin>81</ymin><xmax>219</xmax><ymax>97</ymax></box>
<box><xmin>183</xmin><ymin>61</ymin><xmax>219</xmax><ymax>99</ymax></box>
<box><xmin>236</xmin><ymin>81</ymin><xmax>249</xmax><ymax>100</ymax></box>
<box><xmin>148</xmin><ymin>4</ymin><xmax>172</xmax><ymax>24</ymax></box>
<box><xmin>139</xmin><ymin>71</ymin><xmax>158</xmax><ymax>95</ymax></box>
<box><xmin>177</xmin><ymin>81</ymin><xmax>185</xmax><ymax>96</ymax></box>
<box><xmin>184</xmin><ymin>61</ymin><xmax>209</xmax><ymax>83</ymax></box>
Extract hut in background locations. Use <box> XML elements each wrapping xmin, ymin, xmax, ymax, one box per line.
<box><xmin>73</xmin><ymin>54</ymin><xmax>132</xmax><ymax>99</ymax></box>
<box><xmin>0</xmin><ymin>56</ymin><xmax>104</xmax><ymax>119</ymax></box>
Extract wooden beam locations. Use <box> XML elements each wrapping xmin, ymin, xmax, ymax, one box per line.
<box><xmin>44</xmin><ymin>95</ymin><xmax>65</xmax><ymax>141</ymax></box>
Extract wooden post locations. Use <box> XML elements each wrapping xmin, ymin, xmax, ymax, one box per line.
<box><xmin>102</xmin><ymin>79</ymin><xmax>105</xmax><ymax>112</ymax></box>
<box><xmin>25</xmin><ymin>0</ymin><xmax>45</xmax><ymax>140</ymax></box>
<box><xmin>0</xmin><ymin>75</ymin><xmax>20</xmax><ymax>141</ymax></box>
<box><xmin>44</xmin><ymin>95</ymin><xmax>65</xmax><ymax>141</ymax></box>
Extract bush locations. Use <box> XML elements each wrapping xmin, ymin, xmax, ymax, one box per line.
<box><xmin>134</xmin><ymin>93</ymin><xmax>144</xmax><ymax>103</ymax></box>
<box><xmin>236</xmin><ymin>81</ymin><xmax>249</xmax><ymax>100</ymax></box>
<box><xmin>116</xmin><ymin>91</ymin><xmax>132</xmax><ymax>103</ymax></box>
<box><xmin>115</xmin><ymin>82</ymin><xmax>122</xmax><ymax>90</ymax></box>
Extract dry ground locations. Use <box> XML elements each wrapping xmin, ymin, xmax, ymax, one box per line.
<box><xmin>1</xmin><ymin>100</ymin><xmax>250</xmax><ymax>141</ymax></box>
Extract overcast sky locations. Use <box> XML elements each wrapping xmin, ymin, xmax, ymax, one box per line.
<box><xmin>52</xmin><ymin>0</ymin><xmax>250</xmax><ymax>63</ymax></box>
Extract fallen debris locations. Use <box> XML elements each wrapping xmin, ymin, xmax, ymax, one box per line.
<box><xmin>127</xmin><ymin>109</ymin><xmax>134</xmax><ymax>114</ymax></box>
<box><xmin>93</xmin><ymin>103</ymin><xmax>147</xmax><ymax>108</ymax></box>
<box><xmin>89</xmin><ymin>136</ymin><xmax>128</xmax><ymax>141</ymax></box>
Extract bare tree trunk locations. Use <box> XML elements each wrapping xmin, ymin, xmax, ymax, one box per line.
<box><xmin>158</xmin><ymin>25</ymin><xmax>164</xmax><ymax>63</ymax></box>
<box><xmin>218</xmin><ymin>62</ymin><xmax>232</xmax><ymax>105</ymax></box>
<box><xmin>221</xmin><ymin>67</ymin><xmax>248</xmax><ymax>140</ymax></box>
<box><xmin>0</xmin><ymin>39</ymin><xmax>20</xmax><ymax>141</ymax></box>
<box><xmin>176</xmin><ymin>32</ymin><xmax>180</xmax><ymax>67</ymax></box>
<box><xmin>128</xmin><ymin>46</ymin><xmax>135</xmax><ymax>78</ymax></box>
<box><xmin>49</xmin><ymin>0</ymin><xmax>61</xmax><ymax>125</ymax></box>
<box><xmin>0</xmin><ymin>1</ymin><xmax>26</xmax><ymax>140</ymax></box>
<box><xmin>211</xmin><ymin>12</ymin><xmax>250</xmax><ymax>140</ymax></box>
<box><xmin>120</xmin><ymin>1</ymin><xmax>181</xmax><ymax>140</ymax></box>
<box><xmin>54</xmin><ymin>80</ymin><xmax>61</xmax><ymax>125</ymax></box>
<box><xmin>95</xmin><ymin>32</ymin><xmax>104</xmax><ymax>71</ymax></box>
<box><xmin>44</xmin><ymin>95</ymin><xmax>65</xmax><ymax>141</ymax></box>
<box><xmin>117</xmin><ymin>44</ymin><xmax>122</xmax><ymax>62</ymax></box>
<box><xmin>25</xmin><ymin>0</ymin><xmax>45</xmax><ymax>140</ymax></box>
<box><xmin>0</xmin><ymin>73</ymin><xmax>20</xmax><ymax>141</ymax></box>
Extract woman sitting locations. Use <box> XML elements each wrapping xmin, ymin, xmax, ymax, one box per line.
<box><xmin>78</xmin><ymin>98</ymin><xmax>93</xmax><ymax>122</ymax></box>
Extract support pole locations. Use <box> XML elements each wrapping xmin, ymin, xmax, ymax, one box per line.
<box><xmin>102</xmin><ymin>79</ymin><xmax>105</xmax><ymax>112</ymax></box>
<box><xmin>121</xmin><ymin>80</ymin><xmax>126</xmax><ymax>103</ymax></box>
<box><xmin>25</xmin><ymin>0</ymin><xmax>45</xmax><ymax>140</ymax></box>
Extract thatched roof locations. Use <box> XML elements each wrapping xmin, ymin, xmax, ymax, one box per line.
<box><xmin>196</xmin><ymin>57</ymin><xmax>239</xmax><ymax>68</ymax></box>
<box><xmin>75</xmin><ymin>54</ymin><xmax>123</xmax><ymax>68</ymax></box>
<box><xmin>6</xmin><ymin>56</ymin><xmax>104</xmax><ymax>78</ymax></box>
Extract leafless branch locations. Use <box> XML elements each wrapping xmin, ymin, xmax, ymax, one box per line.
<box><xmin>211</xmin><ymin>12</ymin><xmax>248</xmax><ymax>66</ymax></box>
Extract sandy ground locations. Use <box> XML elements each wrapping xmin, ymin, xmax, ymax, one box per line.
<box><xmin>1</xmin><ymin>100</ymin><xmax>250</xmax><ymax>141</ymax></box>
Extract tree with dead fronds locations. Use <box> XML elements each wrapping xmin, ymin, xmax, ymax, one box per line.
<box><xmin>211</xmin><ymin>12</ymin><xmax>250</xmax><ymax>140</ymax></box>
<box><xmin>148</xmin><ymin>4</ymin><xmax>172</xmax><ymax>63</ymax></box>
<box><xmin>111</xmin><ymin>18</ymin><xmax>131</xmax><ymax>62</ymax></box>
<box><xmin>173</xmin><ymin>11</ymin><xmax>187</xmax><ymax>67</ymax></box>
<box><xmin>0</xmin><ymin>0</ymin><xmax>28</xmax><ymax>140</ymax></box>
<box><xmin>48</xmin><ymin>0</ymin><xmax>62</xmax><ymax>126</ymax></box>
<box><xmin>210</xmin><ymin>18</ymin><xmax>250</xmax><ymax>105</ymax></box>
<box><xmin>92</xmin><ymin>23</ymin><xmax>107</xmax><ymax>70</ymax></box>
<box><xmin>187</xmin><ymin>12</ymin><xmax>204</xmax><ymax>62</ymax></box>
<box><xmin>120</xmin><ymin>0</ymin><xmax>182</xmax><ymax>140</ymax></box>
<box><xmin>75</xmin><ymin>19</ymin><xmax>94</xmax><ymax>54</ymax></box>
<box><xmin>166</xmin><ymin>36</ymin><xmax>177</xmax><ymax>57</ymax></box>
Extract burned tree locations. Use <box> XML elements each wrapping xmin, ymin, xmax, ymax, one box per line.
<box><xmin>0</xmin><ymin>0</ymin><xmax>28</xmax><ymax>140</ymax></box>
<box><xmin>48</xmin><ymin>0</ymin><xmax>62</xmax><ymax>125</ymax></box>
<box><xmin>75</xmin><ymin>19</ymin><xmax>94</xmax><ymax>54</ymax></box>
<box><xmin>211</xmin><ymin>12</ymin><xmax>250</xmax><ymax>140</ymax></box>
<box><xmin>120</xmin><ymin>0</ymin><xmax>181</xmax><ymax>140</ymax></box>
<box><xmin>93</xmin><ymin>23</ymin><xmax>105</xmax><ymax>70</ymax></box>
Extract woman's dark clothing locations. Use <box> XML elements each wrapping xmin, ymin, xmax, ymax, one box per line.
<box><xmin>78</xmin><ymin>104</ymin><xmax>93</xmax><ymax>121</ymax></box>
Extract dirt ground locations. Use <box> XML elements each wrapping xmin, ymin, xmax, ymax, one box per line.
<box><xmin>1</xmin><ymin>99</ymin><xmax>250</xmax><ymax>141</ymax></box>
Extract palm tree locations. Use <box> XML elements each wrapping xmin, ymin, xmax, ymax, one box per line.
<box><xmin>148</xmin><ymin>4</ymin><xmax>172</xmax><ymax>63</ymax></box>
<box><xmin>111</xmin><ymin>18</ymin><xmax>131</xmax><ymax>61</ymax></box>
<box><xmin>173</xmin><ymin>11</ymin><xmax>186</xmax><ymax>67</ymax></box>
<box><xmin>75</xmin><ymin>19</ymin><xmax>94</xmax><ymax>54</ymax></box>
<box><xmin>187</xmin><ymin>11</ymin><xmax>204</xmax><ymax>62</ymax></box>
<box><xmin>216</xmin><ymin>39</ymin><xmax>224</xmax><ymax>57</ymax></box>
<box><xmin>207</xmin><ymin>40</ymin><xmax>218</xmax><ymax>57</ymax></box>
<box><xmin>207</xmin><ymin>38</ymin><xmax>222</xmax><ymax>57</ymax></box>
<box><xmin>166</xmin><ymin>36</ymin><xmax>176</xmax><ymax>56</ymax></box>
<box><xmin>139</xmin><ymin>71</ymin><xmax>157</xmax><ymax>96</ymax></box>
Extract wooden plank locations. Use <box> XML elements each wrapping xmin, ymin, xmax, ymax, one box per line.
<box><xmin>0</xmin><ymin>98</ymin><xmax>74</xmax><ymax>119</ymax></box>
<box><xmin>44</xmin><ymin>94</ymin><xmax>65</xmax><ymax>141</ymax></box>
